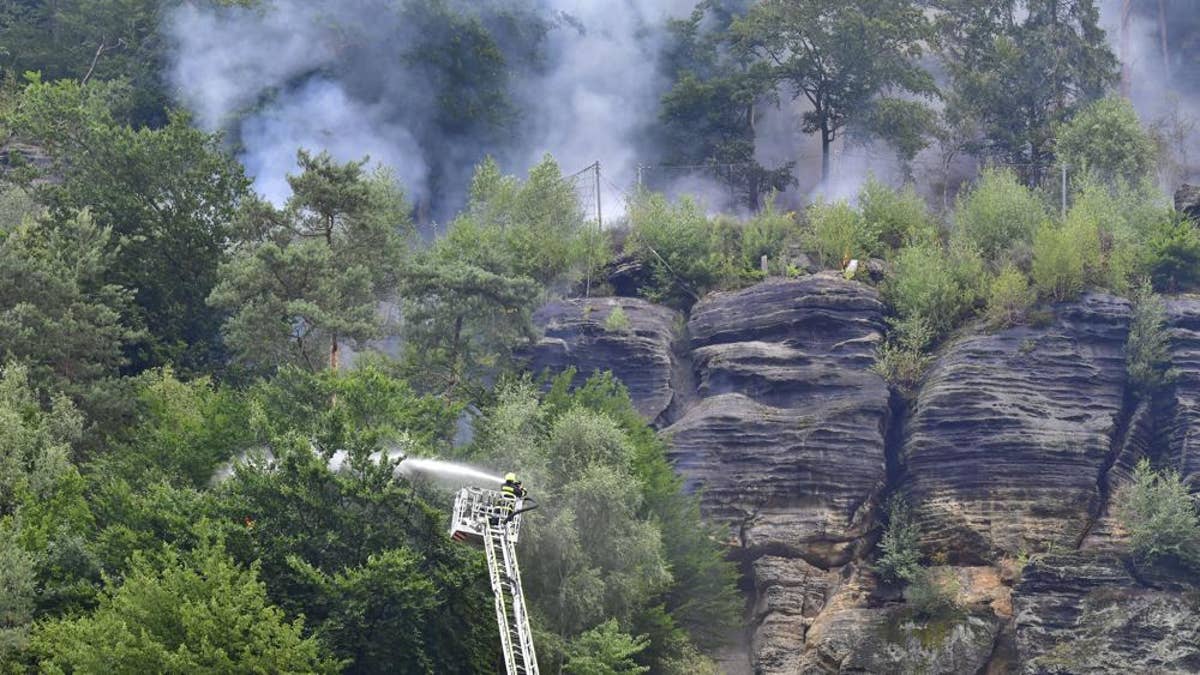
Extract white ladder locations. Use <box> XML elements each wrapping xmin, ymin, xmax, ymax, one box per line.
<box><xmin>482</xmin><ymin>517</ymin><xmax>539</xmax><ymax>675</ymax></box>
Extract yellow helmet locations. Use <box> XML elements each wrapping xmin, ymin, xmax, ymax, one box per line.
<box><xmin>505</xmin><ymin>472</ymin><xmax>517</xmax><ymax>483</ymax></box>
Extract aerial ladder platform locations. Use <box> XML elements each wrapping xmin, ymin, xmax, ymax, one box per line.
<box><xmin>449</xmin><ymin>486</ymin><xmax>539</xmax><ymax>675</ymax></box>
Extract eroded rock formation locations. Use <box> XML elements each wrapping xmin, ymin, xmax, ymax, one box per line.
<box><xmin>523</xmin><ymin>278</ymin><xmax>1200</xmax><ymax>674</ymax></box>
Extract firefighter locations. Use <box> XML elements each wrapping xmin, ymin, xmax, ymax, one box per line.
<box><xmin>499</xmin><ymin>472</ymin><xmax>526</xmax><ymax>522</ymax></box>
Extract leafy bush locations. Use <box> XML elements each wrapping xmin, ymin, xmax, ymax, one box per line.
<box><xmin>1117</xmin><ymin>459</ymin><xmax>1200</xmax><ymax>569</ymax></box>
<box><xmin>859</xmin><ymin>176</ymin><xmax>937</xmax><ymax>250</ymax></box>
<box><xmin>871</xmin><ymin>315</ymin><xmax>935</xmax><ymax>395</ymax></box>
<box><xmin>904</xmin><ymin>568</ymin><xmax>961</xmax><ymax>620</ymax></box>
<box><xmin>604</xmin><ymin>305</ymin><xmax>632</xmax><ymax>333</ymax></box>
<box><xmin>1056</xmin><ymin>97</ymin><xmax>1157</xmax><ymax>186</ymax></box>
<box><xmin>955</xmin><ymin>168</ymin><xmax>1046</xmax><ymax>264</ymax></box>
<box><xmin>1126</xmin><ymin>282</ymin><xmax>1175</xmax><ymax>397</ymax></box>
<box><xmin>627</xmin><ymin>193</ymin><xmax>720</xmax><ymax>309</ymax></box>
<box><xmin>875</xmin><ymin>495</ymin><xmax>922</xmax><ymax>583</ymax></box>
<box><xmin>886</xmin><ymin>243</ymin><xmax>985</xmax><ymax>340</ymax></box>
<box><xmin>985</xmin><ymin>265</ymin><xmax>1035</xmax><ymax>328</ymax></box>
<box><xmin>806</xmin><ymin>198</ymin><xmax>877</xmax><ymax>267</ymax></box>
<box><xmin>1031</xmin><ymin>221</ymin><xmax>1085</xmax><ymax>302</ymax></box>
<box><xmin>1140</xmin><ymin>214</ymin><xmax>1200</xmax><ymax>292</ymax></box>
<box><xmin>740</xmin><ymin>198</ymin><xmax>798</xmax><ymax>270</ymax></box>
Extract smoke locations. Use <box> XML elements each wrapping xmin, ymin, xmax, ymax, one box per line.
<box><xmin>1098</xmin><ymin>0</ymin><xmax>1200</xmax><ymax>186</ymax></box>
<box><xmin>166</xmin><ymin>0</ymin><xmax>694</xmax><ymax>217</ymax></box>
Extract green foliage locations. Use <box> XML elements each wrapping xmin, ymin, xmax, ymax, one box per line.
<box><xmin>986</xmin><ymin>265</ymin><xmax>1036</xmax><ymax>328</ymax></box>
<box><xmin>732</xmin><ymin>0</ymin><xmax>936</xmax><ymax>179</ymax></box>
<box><xmin>955</xmin><ymin>168</ymin><xmax>1046</xmax><ymax>264</ymax></box>
<box><xmin>1126</xmin><ymin>283</ymin><xmax>1175</xmax><ymax>397</ymax></box>
<box><xmin>0</xmin><ymin>524</ymin><xmax>36</xmax><ymax>667</ymax></box>
<box><xmin>875</xmin><ymin>495</ymin><xmax>922</xmax><ymax>584</ymax></box>
<box><xmin>886</xmin><ymin>242</ymin><xmax>985</xmax><ymax>341</ymax></box>
<box><xmin>806</xmin><ymin>199</ymin><xmax>876</xmax><ymax>267</ymax></box>
<box><xmin>859</xmin><ymin>177</ymin><xmax>937</xmax><ymax>250</ymax></box>
<box><xmin>400</xmin><ymin>233</ymin><xmax>540</xmax><ymax>401</ymax></box>
<box><xmin>0</xmin><ymin>208</ymin><xmax>139</xmax><ymax>422</ymax></box>
<box><xmin>1056</xmin><ymin>97</ymin><xmax>1157</xmax><ymax>186</ymax></box>
<box><xmin>565</xmin><ymin>620</ymin><xmax>651</xmax><ymax>675</ymax></box>
<box><xmin>626</xmin><ymin>193</ymin><xmax>721</xmax><ymax>309</ymax></box>
<box><xmin>1140</xmin><ymin>215</ymin><xmax>1200</xmax><ymax>292</ymax></box>
<box><xmin>476</xmin><ymin>373</ymin><xmax>739</xmax><ymax>672</ymax></box>
<box><xmin>903</xmin><ymin>568</ymin><xmax>961</xmax><ymax>621</ymax></box>
<box><xmin>871</xmin><ymin>315</ymin><xmax>935</xmax><ymax>396</ymax></box>
<box><xmin>102</xmin><ymin>369</ymin><xmax>250</xmax><ymax>488</ymax></box>
<box><xmin>31</xmin><ymin>530</ymin><xmax>339</xmax><ymax>673</ymax></box>
<box><xmin>9</xmin><ymin>77</ymin><xmax>250</xmax><ymax>374</ymax></box>
<box><xmin>1031</xmin><ymin>221</ymin><xmax>1085</xmax><ymax>302</ymax></box>
<box><xmin>605</xmin><ymin>305</ymin><xmax>631</xmax><ymax>334</ymax></box>
<box><xmin>740</xmin><ymin>199</ymin><xmax>799</xmax><ymax>270</ymax></box>
<box><xmin>660</xmin><ymin>5</ymin><xmax>794</xmax><ymax>210</ymax></box>
<box><xmin>464</xmin><ymin>155</ymin><xmax>603</xmax><ymax>286</ymax></box>
<box><xmin>0</xmin><ymin>183</ymin><xmax>38</xmax><ymax>230</ymax></box>
<box><xmin>938</xmin><ymin>0</ymin><xmax>1117</xmax><ymax>178</ymax></box>
<box><xmin>1117</xmin><ymin>459</ymin><xmax>1200</xmax><ymax>569</ymax></box>
<box><xmin>211</xmin><ymin>151</ymin><xmax>410</xmax><ymax>373</ymax></box>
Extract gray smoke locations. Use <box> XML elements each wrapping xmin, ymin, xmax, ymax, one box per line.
<box><xmin>1098</xmin><ymin>0</ymin><xmax>1199</xmax><ymax>187</ymax></box>
<box><xmin>166</xmin><ymin>0</ymin><xmax>694</xmax><ymax>216</ymax></box>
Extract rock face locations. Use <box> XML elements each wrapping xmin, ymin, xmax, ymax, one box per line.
<box><xmin>1160</xmin><ymin>297</ymin><xmax>1200</xmax><ymax>485</ymax></box>
<box><xmin>902</xmin><ymin>293</ymin><xmax>1133</xmax><ymax>563</ymax></box>
<box><xmin>523</xmin><ymin>281</ymin><xmax>1200</xmax><ymax>674</ymax></box>
<box><xmin>525</xmin><ymin>297</ymin><xmax>680</xmax><ymax>422</ymax></box>
<box><xmin>664</xmin><ymin>275</ymin><xmax>890</xmax><ymax>567</ymax></box>
<box><xmin>1013</xmin><ymin>553</ymin><xmax>1200</xmax><ymax>674</ymax></box>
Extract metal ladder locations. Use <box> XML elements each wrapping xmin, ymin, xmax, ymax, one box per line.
<box><xmin>482</xmin><ymin>515</ymin><xmax>539</xmax><ymax>675</ymax></box>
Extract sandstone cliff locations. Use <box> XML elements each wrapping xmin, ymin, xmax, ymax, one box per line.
<box><xmin>523</xmin><ymin>276</ymin><xmax>1200</xmax><ymax>674</ymax></box>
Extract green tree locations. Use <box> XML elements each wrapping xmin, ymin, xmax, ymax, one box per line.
<box><xmin>1056</xmin><ymin>96</ymin><xmax>1157</xmax><ymax>186</ymax></box>
<box><xmin>1140</xmin><ymin>213</ymin><xmax>1200</xmax><ymax>292</ymax></box>
<box><xmin>1031</xmin><ymin>221</ymin><xmax>1085</xmax><ymax>302</ymax></box>
<box><xmin>936</xmin><ymin>0</ymin><xmax>1117</xmax><ymax>182</ymax></box>
<box><xmin>8</xmin><ymin>76</ymin><xmax>249</xmax><ymax>374</ymax></box>
<box><xmin>0</xmin><ymin>208</ymin><xmax>138</xmax><ymax>421</ymax></box>
<box><xmin>399</xmin><ymin>236</ymin><xmax>540</xmax><ymax>401</ymax></box>
<box><xmin>461</xmin><ymin>155</ymin><xmax>601</xmax><ymax>287</ymax></box>
<box><xmin>954</xmin><ymin>168</ymin><xmax>1047</xmax><ymax>265</ymax></box>
<box><xmin>0</xmin><ymin>0</ymin><xmax>170</xmax><ymax>125</ymax></box>
<box><xmin>210</xmin><ymin>151</ymin><xmax>410</xmax><ymax>373</ymax></box>
<box><xmin>806</xmin><ymin>199</ymin><xmax>876</xmax><ymax>267</ymax></box>
<box><xmin>1117</xmin><ymin>459</ymin><xmax>1200</xmax><ymax>569</ymax></box>
<box><xmin>625</xmin><ymin>193</ymin><xmax>721</xmax><ymax>310</ymax></box>
<box><xmin>564</xmin><ymin>620</ymin><xmax>651</xmax><ymax>675</ymax></box>
<box><xmin>31</xmin><ymin>531</ymin><xmax>339</xmax><ymax>673</ymax></box>
<box><xmin>886</xmin><ymin>242</ymin><xmax>986</xmax><ymax>341</ymax></box>
<box><xmin>0</xmin><ymin>524</ymin><xmax>35</xmax><ymax>669</ymax></box>
<box><xmin>859</xmin><ymin>177</ymin><xmax>938</xmax><ymax>251</ymax></box>
<box><xmin>659</xmin><ymin>1</ymin><xmax>794</xmax><ymax>210</ymax></box>
<box><xmin>875</xmin><ymin>495</ymin><xmax>922</xmax><ymax>584</ymax></box>
<box><xmin>732</xmin><ymin>0</ymin><xmax>936</xmax><ymax>181</ymax></box>
<box><xmin>985</xmin><ymin>265</ymin><xmax>1036</xmax><ymax>328</ymax></box>
<box><xmin>1126</xmin><ymin>282</ymin><xmax>1175</xmax><ymax>397</ymax></box>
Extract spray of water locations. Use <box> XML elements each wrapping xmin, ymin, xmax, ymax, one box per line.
<box><xmin>210</xmin><ymin>445</ymin><xmax>502</xmax><ymax>489</ymax></box>
<box><xmin>395</xmin><ymin>458</ymin><xmax>504</xmax><ymax>487</ymax></box>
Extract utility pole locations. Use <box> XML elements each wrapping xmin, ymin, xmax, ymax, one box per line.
<box><xmin>585</xmin><ymin>161</ymin><xmax>601</xmax><ymax>299</ymax></box>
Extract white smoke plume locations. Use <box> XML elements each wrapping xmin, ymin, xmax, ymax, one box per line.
<box><xmin>166</xmin><ymin>0</ymin><xmax>695</xmax><ymax>216</ymax></box>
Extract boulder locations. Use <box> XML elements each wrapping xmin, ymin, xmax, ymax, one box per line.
<box><xmin>902</xmin><ymin>293</ymin><xmax>1133</xmax><ymax>563</ymax></box>
<box><xmin>525</xmin><ymin>297</ymin><xmax>680</xmax><ymax>422</ymax></box>
<box><xmin>664</xmin><ymin>275</ymin><xmax>889</xmax><ymax>567</ymax></box>
<box><xmin>1013</xmin><ymin>552</ymin><xmax>1200</xmax><ymax>674</ymax></box>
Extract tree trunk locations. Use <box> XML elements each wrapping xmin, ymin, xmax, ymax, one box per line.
<box><xmin>329</xmin><ymin>332</ymin><xmax>339</xmax><ymax>371</ymax></box>
<box><xmin>820</xmin><ymin>128</ymin><xmax>832</xmax><ymax>184</ymax></box>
